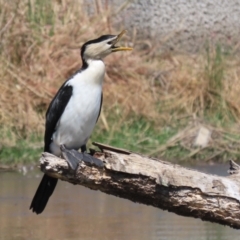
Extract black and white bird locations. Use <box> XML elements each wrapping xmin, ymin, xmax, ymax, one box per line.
<box><xmin>30</xmin><ymin>30</ymin><xmax>132</xmax><ymax>214</ymax></box>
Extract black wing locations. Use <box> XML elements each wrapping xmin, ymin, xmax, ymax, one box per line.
<box><xmin>30</xmin><ymin>82</ymin><xmax>72</xmax><ymax>214</ymax></box>
<box><xmin>44</xmin><ymin>83</ymin><xmax>73</xmax><ymax>152</ymax></box>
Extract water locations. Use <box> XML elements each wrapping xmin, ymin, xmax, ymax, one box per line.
<box><xmin>0</xmin><ymin>164</ymin><xmax>239</xmax><ymax>240</ymax></box>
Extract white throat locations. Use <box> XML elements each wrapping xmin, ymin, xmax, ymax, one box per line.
<box><xmin>83</xmin><ymin>59</ymin><xmax>106</xmax><ymax>85</ymax></box>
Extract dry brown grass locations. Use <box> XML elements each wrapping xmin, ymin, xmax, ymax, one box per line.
<box><xmin>1</xmin><ymin>0</ymin><xmax>240</xmax><ymax>160</ymax></box>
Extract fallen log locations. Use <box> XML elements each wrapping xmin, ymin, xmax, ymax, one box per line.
<box><xmin>39</xmin><ymin>142</ymin><xmax>240</xmax><ymax>229</ymax></box>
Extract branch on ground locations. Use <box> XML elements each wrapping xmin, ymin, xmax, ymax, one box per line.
<box><xmin>39</xmin><ymin>142</ymin><xmax>240</xmax><ymax>229</ymax></box>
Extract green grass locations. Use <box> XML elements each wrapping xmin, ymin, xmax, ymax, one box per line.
<box><xmin>0</xmin><ymin>143</ymin><xmax>42</xmax><ymax>165</ymax></box>
<box><xmin>1</xmin><ymin>112</ymin><xmax>240</xmax><ymax>166</ymax></box>
<box><xmin>0</xmin><ymin>116</ymin><xmax>181</xmax><ymax>165</ymax></box>
<box><xmin>91</xmin><ymin>113</ymin><xmax>233</xmax><ymax>163</ymax></box>
<box><xmin>205</xmin><ymin>44</ymin><xmax>225</xmax><ymax>92</ymax></box>
<box><xmin>27</xmin><ymin>0</ymin><xmax>55</xmax><ymax>32</ymax></box>
<box><xmin>0</xmin><ymin>134</ymin><xmax>42</xmax><ymax>165</ymax></box>
<box><xmin>92</xmin><ymin>116</ymin><xmax>179</xmax><ymax>154</ymax></box>
<box><xmin>204</xmin><ymin>44</ymin><xmax>236</xmax><ymax>123</ymax></box>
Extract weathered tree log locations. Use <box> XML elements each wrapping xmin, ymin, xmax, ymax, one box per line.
<box><xmin>39</xmin><ymin>142</ymin><xmax>240</xmax><ymax>229</ymax></box>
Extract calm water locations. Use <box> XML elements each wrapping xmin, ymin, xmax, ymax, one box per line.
<box><xmin>0</xmin><ymin>164</ymin><xmax>239</xmax><ymax>240</ymax></box>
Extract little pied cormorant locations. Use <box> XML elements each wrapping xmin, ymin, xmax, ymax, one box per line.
<box><xmin>30</xmin><ymin>30</ymin><xmax>132</xmax><ymax>214</ymax></box>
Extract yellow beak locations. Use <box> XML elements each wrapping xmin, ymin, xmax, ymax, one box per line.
<box><xmin>111</xmin><ymin>30</ymin><xmax>133</xmax><ymax>52</ymax></box>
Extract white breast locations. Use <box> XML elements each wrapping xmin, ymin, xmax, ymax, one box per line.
<box><xmin>50</xmin><ymin>60</ymin><xmax>105</xmax><ymax>156</ymax></box>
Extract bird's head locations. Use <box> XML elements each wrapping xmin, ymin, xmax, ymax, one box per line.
<box><xmin>81</xmin><ymin>30</ymin><xmax>132</xmax><ymax>61</ymax></box>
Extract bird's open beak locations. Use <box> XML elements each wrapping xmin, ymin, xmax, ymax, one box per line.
<box><xmin>111</xmin><ymin>30</ymin><xmax>133</xmax><ymax>52</ymax></box>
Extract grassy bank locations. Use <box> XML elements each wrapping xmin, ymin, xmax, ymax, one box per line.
<box><xmin>1</xmin><ymin>0</ymin><xmax>240</xmax><ymax>165</ymax></box>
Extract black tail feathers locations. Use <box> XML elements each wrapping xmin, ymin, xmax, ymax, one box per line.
<box><xmin>30</xmin><ymin>174</ymin><xmax>58</xmax><ymax>214</ymax></box>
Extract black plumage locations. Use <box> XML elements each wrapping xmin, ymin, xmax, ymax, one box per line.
<box><xmin>30</xmin><ymin>84</ymin><xmax>73</xmax><ymax>214</ymax></box>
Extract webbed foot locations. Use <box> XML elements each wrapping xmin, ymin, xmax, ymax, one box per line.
<box><xmin>60</xmin><ymin>145</ymin><xmax>104</xmax><ymax>170</ymax></box>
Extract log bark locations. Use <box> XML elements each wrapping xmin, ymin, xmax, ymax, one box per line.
<box><xmin>39</xmin><ymin>142</ymin><xmax>240</xmax><ymax>229</ymax></box>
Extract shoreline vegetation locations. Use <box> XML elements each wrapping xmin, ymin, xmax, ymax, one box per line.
<box><xmin>1</xmin><ymin>0</ymin><xmax>240</xmax><ymax>166</ymax></box>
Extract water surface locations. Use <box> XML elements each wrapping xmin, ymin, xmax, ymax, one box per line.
<box><xmin>0</xmin><ymin>164</ymin><xmax>239</xmax><ymax>240</ymax></box>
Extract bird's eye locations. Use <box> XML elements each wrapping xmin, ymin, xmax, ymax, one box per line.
<box><xmin>107</xmin><ymin>41</ymin><xmax>113</xmax><ymax>45</ymax></box>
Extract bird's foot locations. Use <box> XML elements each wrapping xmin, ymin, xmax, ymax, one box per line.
<box><xmin>60</xmin><ymin>145</ymin><xmax>82</xmax><ymax>170</ymax></box>
<box><xmin>60</xmin><ymin>145</ymin><xmax>104</xmax><ymax>170</ymax></box>
<box><xmin>81</xmin><ymin>151</ymin><xmax>105</xmax><ymax>168</ymax></box>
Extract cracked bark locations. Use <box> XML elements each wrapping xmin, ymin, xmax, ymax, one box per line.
<box><xmin>39</xmin><ymin>142</ymin><xmax>240</xmax><ymax>229</ymax></box>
